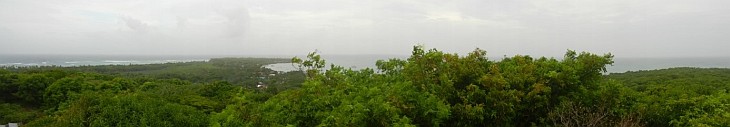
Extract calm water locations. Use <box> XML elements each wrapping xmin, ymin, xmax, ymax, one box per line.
<box><xmin>607</xmin><ymin>57</ymin><xmax>730</xmax><ymax>73</ymax></box>
<box><xmin>2</xmin><ymin>54</ymin><xmax>729</xmax><ymax>73</ymax></box>
<box><xmin>265</xmin><ymin>55</ymin><xmax>408</xmax><ymax>72</ymax></box>
<box><xmin>265</xmin><ymin>56</ymin><xmax>730</xmax><ymax>73</ymax></box>
<box><xmin>0</xmin><ymin>54</ymin><xmax>213</xmax><ymax>67</ymax></box>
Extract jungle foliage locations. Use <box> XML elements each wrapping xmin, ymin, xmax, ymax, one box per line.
<box><xmin>1</xmin><ymin>46</ymin><xmax>729</xmax><ymax>127</ymax></box>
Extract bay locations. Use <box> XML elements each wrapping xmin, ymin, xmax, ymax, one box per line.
<box><xmin>2</xmin><ymin>54</ymin><xmax>729</xmax><ymax>74</ymax></box>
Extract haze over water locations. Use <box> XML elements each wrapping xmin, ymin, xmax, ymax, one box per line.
<box><xmin>3</xmin><ymin>54</ymin><xmax>729</xmax><ymax>74</ymax></box>
<box><xmin>259</xmin><ymin>55</ymin><xmax>730</xmax><ymax>73</ymax></box>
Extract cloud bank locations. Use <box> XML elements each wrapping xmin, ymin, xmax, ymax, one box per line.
<box><xmin>0</xmin><ymin>0</ymin><xmax>728</xmax><ymax>57</ymax></box>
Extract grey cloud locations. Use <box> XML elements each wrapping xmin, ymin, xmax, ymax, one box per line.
<box><xmin>177</xmin><ymin>16</ymin><xmax>187</xmax><ymax>29</ymax></box>
<box><xmin>0</xmin><ymin>0</ymin><xmax>728</xmax><ymax>57</ymax></box>
<box><xmin>121</xmin><ymin>16</ymin><xmax>149</xmax><ymax>33</ymax></box>
<box><xmin>222</xmin><ymin>7</ymin><xmax>251</xmax><ymax>38</ymax></box>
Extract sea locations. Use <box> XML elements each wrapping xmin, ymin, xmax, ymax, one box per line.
<box><xmin>0</xmin><ymin>54</ymin><xmax>212</xmax><ymax>67</ymax></box>
<box><xmin>2</xmin><ymin>54</ymin><xmax>730</xmax><ymax>74</ymax></box>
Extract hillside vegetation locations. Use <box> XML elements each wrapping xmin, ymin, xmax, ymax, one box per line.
<box><xmin>1</xmin><ymin>46</ymin><xmax>729</xmax><ymax>126</ymax></box>
<box><xmin>606</xmin><ymin>68</ymin><xmax>730</xmax><ymax>126</ymax></box>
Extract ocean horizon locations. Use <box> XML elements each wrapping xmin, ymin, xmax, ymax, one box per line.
<box><xmin>2</xmin><ymin>54</ymin><xmax>729</xmax><ymax>73</ymax></box>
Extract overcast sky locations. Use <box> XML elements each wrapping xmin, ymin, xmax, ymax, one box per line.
<box><xmin>1</xmin><ymin>0</ymin><xmax>729</xmax><ymax>57</ymax></box>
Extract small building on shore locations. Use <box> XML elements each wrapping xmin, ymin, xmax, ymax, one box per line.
<box><xmin>256</xmin><ymin>82</ymin><xmax>267</xmax><ymax>89</ymax></box>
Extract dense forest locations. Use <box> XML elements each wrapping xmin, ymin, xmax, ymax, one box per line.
<box><xmin>1</xmin><ymin>46</ymin><xmax>729</xmax><ymax>126</ymax></box>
